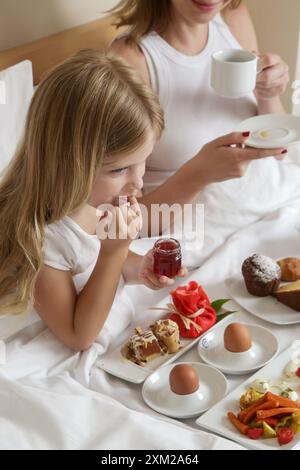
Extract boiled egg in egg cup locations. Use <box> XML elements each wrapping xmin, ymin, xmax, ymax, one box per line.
<box><xmin>142</xmin><ymin>362</ymin><xmax>228</xmax><ymax>419</ymax></box>
<box><xmin>197</xmin><ymin>321</ymin><xmax>279</xmax><ymax>375</ymax></box>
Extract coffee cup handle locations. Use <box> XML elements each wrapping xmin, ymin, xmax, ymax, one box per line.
<box><xmin>252</xmin><ymin>51</ymin><xmax>263</xmax><ymax>75</ymax></box>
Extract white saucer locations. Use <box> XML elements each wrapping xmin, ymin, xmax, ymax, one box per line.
<box><xmin>142</xmin><ymin>362</ymin><xmax>228</xmax><ymax>419</ymax></box>
<box><xmin>235</xmin><ymin>114</ymin><xmax>300</xmax><ymax>148</ymax></box>
<box><xmin>197</xmin><ymin>323</ymin><xmax>279</xmax><ymax>375</ymax></box>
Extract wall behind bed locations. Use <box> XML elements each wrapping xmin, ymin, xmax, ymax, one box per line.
<box><xmin>0</xmin><ymin>0</ymin><xmax>119</xmax><ymax>51</ymax></box>
<box><xmin>1</xmin><ymin>0</ymin><xmax>299</xmax><ymax>114</ymax></box>
<box><xmin>245</xmin><ymin>0</ymin><xmax>300</xmax><ymax>114</ymax></box>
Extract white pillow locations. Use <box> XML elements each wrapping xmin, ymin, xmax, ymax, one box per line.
<box><xmin>0</xmin><ymin>60</ymin><xmax>33</xmax><ymax>174</ymax></box>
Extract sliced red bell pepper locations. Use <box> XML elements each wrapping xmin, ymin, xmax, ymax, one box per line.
<box><xmin>255</xmin><ymin>417</ymin><xmax>279</xmax><ymax>428</ymax></box>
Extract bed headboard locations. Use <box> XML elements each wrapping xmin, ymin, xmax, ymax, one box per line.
<box><xmin>0</xmin><ymin>15</ymin><xmax>123</xmax><ymax>85</ymax></box>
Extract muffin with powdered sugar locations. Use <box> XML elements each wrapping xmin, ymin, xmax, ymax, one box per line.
<box><xmin>242</xmin><ymin>254</ymin><xmax>281</xmax><ymax>297</ymax></box>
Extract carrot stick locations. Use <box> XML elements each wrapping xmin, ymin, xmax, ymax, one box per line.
<box><xmin>256</xmin><ymin>407</ymin><xmax>299</xmax><ymax>420</ymax></box>
<box><xmin>265</xmin><ymin>392</ymin><xmax>300</xmax><ymax>409</ymax></box>
<box><xmin>239</xmin><ymin>394</ymin><xmax>269</xmax><ymax>421</ymax></box>
<box><xmin>241</xmin><ymin>394</ymin><xmax>267</xmax><ymax>411</ymax></box>
<box><xmin>240</xmin><ymin>391</ymin><xmax>300</xmax><ymax>422</ymax></box>
<box><xmin>227</xmin><ymin>412</ymin><xmax>249</xmax><ymax>435</ymax></box>
<box><xmin>243</xmin><ymin>400</ymin><xmax>279</xmax><ymax>424</ymax></box>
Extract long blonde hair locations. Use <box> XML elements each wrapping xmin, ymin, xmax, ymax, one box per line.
<box><xmin>0</xmin><ymin>50</ymin><xmax>164</xmax><ymax>315</ymax></box>
<box><xmin>109</xmin><ymin>0</ymin><xmax>242</xmax><ymax>43</ymax></box>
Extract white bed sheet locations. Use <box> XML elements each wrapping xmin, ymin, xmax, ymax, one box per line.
<box><xmin>1</xmin><ymin>201</ymin><xmax>300</xmax><ymax>449</ymax></box>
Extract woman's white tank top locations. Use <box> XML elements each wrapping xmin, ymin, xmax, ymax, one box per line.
<box><xmin>137</xmin><ymin>14</ymin><xmax>300</xmax><ymax>260</ymax></box>
<box><xmin>139</xmin><ymin>13</ymin><xmax>257</xmax><ymax>191</ymax></box>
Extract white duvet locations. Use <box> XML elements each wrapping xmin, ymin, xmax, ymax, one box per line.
<box><xmin>2</xmin><ymin>59</ymin><xmax>300</xmax><ymax>450</ymax></box>
<box><xmin>1</xmin><ymin>200</ymin><xmax>300</xmax><ymax>449</ymax></box>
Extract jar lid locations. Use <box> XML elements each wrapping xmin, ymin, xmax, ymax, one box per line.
<box><xmin>154</xmin><ymin>238</ymin><xmax>181</xmax><ymax>254</ymax></box>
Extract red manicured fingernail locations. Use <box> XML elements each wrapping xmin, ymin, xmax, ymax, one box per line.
<box><xmin>242</xmin><ymin>131</ymin><xmax>250</xmax><ymax>137</ymax></box>
<box><xmin>281</xmin><ymin>149</ymin><xmax>288</xmax><ymax>154</ymax></box>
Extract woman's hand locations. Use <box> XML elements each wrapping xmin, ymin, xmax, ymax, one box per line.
<box><xmin>97</xmin><ymin>196</ymin><xmax>143</xmax><ymax>252</ymax></box>
<box><xmin>193</xmin><ymin>132</ymin><xmax>287</xmax><ymax>185</ymax></box>
<box><xmin>255</xmin><ymin>53</ymin><xmax>290</xmax><ymax>101</ymax></box>
<box><xmin>138</xmin><ymin>249</ymin><xmax>188</xmax><ymax>291</ymax></box>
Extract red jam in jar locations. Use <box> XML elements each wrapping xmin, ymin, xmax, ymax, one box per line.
<box><xmin>153</xmin><ymin>238</ymin><xmax>182</xmax><ymax>278</ymax></box>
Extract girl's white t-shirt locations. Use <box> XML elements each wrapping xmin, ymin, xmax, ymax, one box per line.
<box><xmin>42</xmin><ymin>216</ymin><xmax>135</xmax><ymax>347</ymax></box>
<box><xmin>43</xmin><ymin>216</ymin><xmax>100</xmax><ymax>294</ymax></box>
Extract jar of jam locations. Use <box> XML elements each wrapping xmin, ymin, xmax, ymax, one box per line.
<box><xmin>153</xmin><ymin>238</ymin><xmax>182</xmax><ymax>278</ymax></box>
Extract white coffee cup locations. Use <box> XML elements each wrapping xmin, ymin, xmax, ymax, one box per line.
<box><xmin>211</xmin><ymin>49</ymin><xmax>258</xmax><ymax>98</ymax></box>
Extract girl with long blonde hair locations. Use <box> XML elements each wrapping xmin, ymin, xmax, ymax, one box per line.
<box><xmin>0</xmin><ymin>49</ymin><xmax>187</xmax><ymax>351</ymax></box>
<box><xmin>109</xmin><ymin>0</ymin><xmax>296</xmax><ymax>259</ymax></box>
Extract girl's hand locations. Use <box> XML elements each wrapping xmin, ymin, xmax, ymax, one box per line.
<box><xmin>97</xmin><ymin>196</ymin><xmax>142</xmax><ymax>251</ymax></box>
<box><xmin>255</xmin><ymin>53</ymin><xmax>289</xmax><ymax>101</ymax></box>
<box><xmin>194</xmin><ymin>132</ymin><xmax>287</xmax><ymax>185</ymax></box>
<box><xmin>138</xmin><ymin>249</ymin><xmax>188</xmax><ymax>291</ymax></box>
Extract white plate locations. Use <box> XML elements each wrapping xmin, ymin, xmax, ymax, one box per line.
<box><xmin>142</xmin><ymin>362</ymin><xmax>228</xmax><ymax>419</ymax></box>
<box><xmin>96</xmin><ymin>313</ymin><xmax>232</xmax><ymax>384</ymax></box>
<box><xmin>196</xmin><ymin>345</ymin><xmax>300</xmax><ymax>450</ymax></box>
<box><xmin>197</xmin><ymin>322</ymin><xmax>279</xmax><ymax>375</ymax></box>
<box><xmin>235</xmin><ymin>114</ymin><xmax>300</xmax><ymax>148</ymax></box>
<box><xmin>226</xmin><ymin>276</ymin><xmax>300</xmax><ymax>325</ymax></box>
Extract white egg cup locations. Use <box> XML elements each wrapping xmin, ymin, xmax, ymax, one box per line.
<box><xmin>198</xmin><ymin>323</ymin><xmax>279</xmax><ymax>375</ymax></box>
<box><xmin>220</xmin><ymin>345</ymin><xmax>261</xmax><ymax>368</ymax></box>
<box><xmin>142</xmin><ymin>362</ymin><xmax>228</xmax><ymax>419</ymax></box>
<box><xmin>166</xmin><ymin>385</ymin><xmax>205</xmax><ymax>410</ymax></box>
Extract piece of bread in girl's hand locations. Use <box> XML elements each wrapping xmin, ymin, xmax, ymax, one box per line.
<box><xmin>113</xmin><ymin>196</ymin><xmax>130</xmax><ymax>207</ymax></box>
<box><xmin>96</xmin><ymin>208</ymin><xmax>106</xmax><ymax>219</ymax></box>
<box><xmin>119</xmin><ymin>196</ymin><xmax>130</xmax><ymax>207</ymax></box>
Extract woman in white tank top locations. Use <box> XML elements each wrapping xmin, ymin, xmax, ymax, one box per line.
<box><xmin>109</xmin><ymin>1</ymin><xmax>300</xmax><ymax>260</ymax></box>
